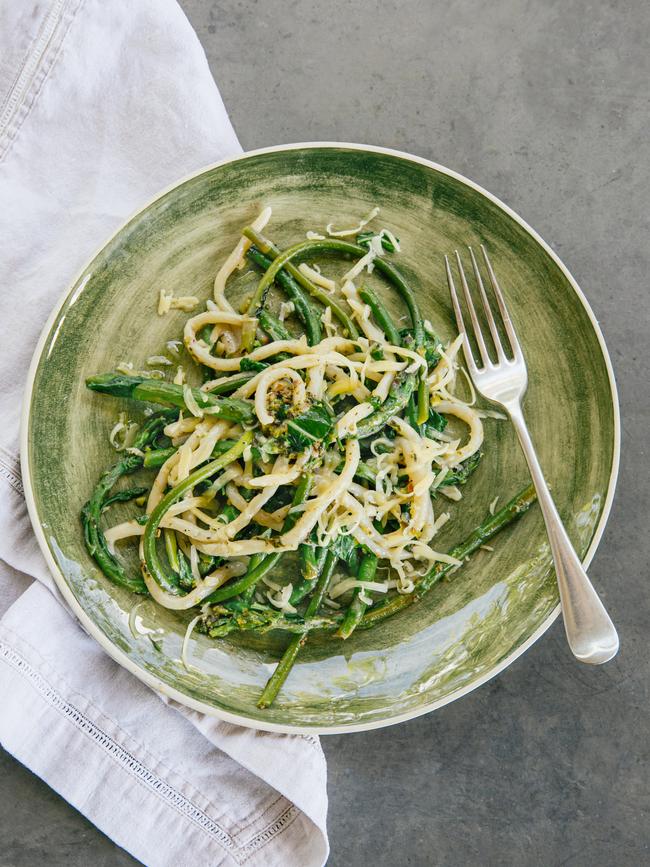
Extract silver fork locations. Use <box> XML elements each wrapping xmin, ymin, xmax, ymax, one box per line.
<box><xmin>445</xmin><ymin>246</ymin><xmax>619</xmax><ymax>664</ymax></box>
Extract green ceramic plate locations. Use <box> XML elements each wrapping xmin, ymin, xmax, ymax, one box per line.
<box><xmin>22</xmin><ymin>144</ymin><xmax>619</xmax><ymax>733</ymax></box>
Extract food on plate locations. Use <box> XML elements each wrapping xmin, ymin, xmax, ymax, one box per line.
<box><xmin>83</xmin><ymin>207</ymin><xmax>536</xmax><ymax>706</ymax></box>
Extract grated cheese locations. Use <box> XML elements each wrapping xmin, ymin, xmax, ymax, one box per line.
<box><xmin>278</xmin><ymin>300</ymin><xmax>295</xmax><ymax>322</ymax></box>
<box><xmin>266</xmin><ymin>583</ymin><xmax>297</xmax><ymax>614</ymax></box>
<box><xmin>109</xmin><ymin>412</ymin><xmax>139</xmax><ymax>451</ymax></box>
<box><xmin>326</xmin><ymin>206</ymin><xmax>380</xmax><ymax>238</ymax></box>
<box><xmin>158</xmin><ymin>288</ymin><xmax>199</xmax><ymax>315</ymax></box>
<box><xmin>181</xmin><ymin>615</ymin><xmax>201</xmax><ymax>671</ymax></box>
<box><xmin>299</xmin><ymin>262</ymin><xmax>336</xmax><ymax>292</ymax></box>
<box><xmin>183</xmin><ymin>384</ymin><xmax>204</xmax><ymax>418</ymax></box>
<box><xmin>341</xmin><ymin>234</ymin><xmax>384</xmax><ymax>281</ymax></box>
<box><xmin>329</xmin><ymin>578</ymin><xmax>390</xmax><ymax>600</ymax></box>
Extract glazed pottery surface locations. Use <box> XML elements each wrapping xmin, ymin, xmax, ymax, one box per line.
<box><xmin>23</xmin><ymin>144</ymin><xmax>619</xmax><ymax>732</ymax></box>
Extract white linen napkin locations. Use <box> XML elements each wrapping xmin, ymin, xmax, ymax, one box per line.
<box><xmin>0</xmin><ymin>1</ymin><xmax>328</xmax><ymax>864</ymax></box>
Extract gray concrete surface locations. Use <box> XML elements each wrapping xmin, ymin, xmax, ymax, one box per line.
<box><xmin>2</xmin><ymin>1</ymin><xmax>649</xmax><ymax>865</ymax></box>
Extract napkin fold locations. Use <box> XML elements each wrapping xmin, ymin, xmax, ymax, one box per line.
<box><xmin>0</xmin><ymin>1</ymin><xmax>328</xmax><ymax>864</ymax></box>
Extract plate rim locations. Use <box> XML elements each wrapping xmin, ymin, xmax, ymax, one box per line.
<box><xmin>21</xmin><ymin>141</ymin><xmax>621</xmax><ymax>734</ymax></box>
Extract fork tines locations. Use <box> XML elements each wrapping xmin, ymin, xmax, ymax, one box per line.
<box><xmin>444</xmin><ymin>245</ymin><xmax>522</xmax><ymax>372</ymax></box>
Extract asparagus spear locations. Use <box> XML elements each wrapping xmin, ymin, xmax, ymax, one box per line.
<box><xmin>142</xmin><ymin>433</ymin><xmax>253</xmax><ymax>594</ymax></box>
<box><xmin>86</xmin><ymin>373</ymin><xmax>255</xmax><ymax>425</ymax></box>
<box><xmin>358</xmin><ymin>285</ymin><xmax>402</xmax><ymax>346</ymax></box>
<box><xmin>224</xmin><ymin>552</ymin><xmax>266</xmax><ymax>612</ymax></box>
<box><xmin>437</xmin><ymin>452</ymin><xmax>482</xmax><ymax>490</ymax></box>
<box><xmin>205</xmin><ymin>608</ymin><xmax>338</xmax><ymax>637</ymax></box>
<box><xmin>176</xmin><ymin>548</ymin><xmax>196</xmax><ymax>590</ymax></box>
<box><xmin>101</xmin><ymin>486</ymin><xmax>148</xmax><ymax>510</ymax></box>
<box><xmin>204</xmin><ymin>372</ymin><xmax>256</xmax><ymax>395</ymax></box>
<box><xmin>257</xmin><ymin>309</ymin><xmax>293</xmax><ymax>342</ymax></box>
<box><xmin>355</xmin><ymin>370</ymin><xmax>417</xmax><ymax>439</ymax></box>
<box><xmin>257</xmin><ymin>549</ymin><xmax>338</xmax><ymax>709</ymax></box>
<box><xmin>81</xmin><ymin>454</ymin><xmax>149</xmax><ymax>593</ymax></box>
<box><xmin>81</xmin><ymin>413</ymin><xmax>172</xmax><ymax>594</ymax></box>
<box><xmin>143</xmin><ymin>446</ymin><xmax>176</xmax><ymax>468</ymax></box>
<box><xmin>417</xmin><ymin>372</ymin><xmax>430</xmax><ymax>425</ymax></box>
<box><xmin>164</xmin><ymin>528</ymin><xmax>180</xmax><ymax>574</ymax></box>
<box><xmin>246</xmin><ymin>246</ymin><xmax>322</xmax><ymax>345</ymax></box>
<box><xmin>290</xmin><ymin>545</ymin><xmax>327</xmax><ymax>604</ymax></box>
<box><xmin>337</xmin><ymin>552</ymin><xmax>378</xmax><ymax>639</ymax></box>
<box><xmin>243</xmin><ymin>228</ymin><xmax>359</xmax><ymax>339</ymax></box>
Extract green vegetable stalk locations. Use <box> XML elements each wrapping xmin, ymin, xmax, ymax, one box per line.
<box><xmin>356</xmin><ymin>371</ymin><xmax>417</xmax><ymax>439</ymax></box>
<box><xmin>243</xmin><ymin>228</ymin><xmax>359</xmax><ymax>340</ymax></box>
<box><xmin>142</xmin><ymin>433</ymin><xmax>253</xmax><ymax>594</ymax></box>
<box><xmin>290</xmin><ymin>545</ymin><xmax>328</xmax><ymax>604</ymax></box>
<box><xmin>246</xmin><ymin>246</ymin><xmax>322</xmax><ymax>345</ymax></box>
<box><xmin>337</xmin><ymin>552</ymin><xmax>378</xmax><ymax>639</ymax></box>
<box><xmin>81</xmin><ymin>413</ymin><xmax>172</xmax><ymax>594</ymax></box>
<box><xmin>258</xmin><ymin>309</ymin><xmax>293</xmax><ymax>342</ymax></box>
<box><xmin>86</xmin><ymin>373</ymin><xmax>255</xmax><ymax>425</ymax></box>
<box><xmin>257</xmin><ymin>549</ymin><xmax>338</xmax><ymax>709</ymax></box>
<box><xmin>205</xmin><ymin>609</ymin><xmax>338</xmax><ymax>638</ymax></box>
<box><xmin>358</xmin><ymin>286</ymin><xmax>401</xmax><ymax>346</ymax></box>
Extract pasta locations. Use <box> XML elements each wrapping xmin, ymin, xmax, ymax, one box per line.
<box><xmin>81</xmin><ymin>206</ymin><xmax>536</xmax><ymax>707</ymax></box>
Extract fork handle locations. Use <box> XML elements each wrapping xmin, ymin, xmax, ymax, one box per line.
<box><xmin>508</xmin><ymin>405</ymin><xmax>619</xmax><ymax>664</ymax></box>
